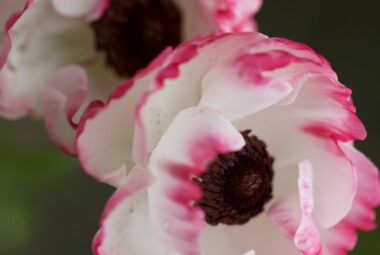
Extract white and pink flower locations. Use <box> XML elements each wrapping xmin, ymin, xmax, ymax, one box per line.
<box><xmin>0</xmin><ymin>0</ymin><xmax>262</xmax><ymax>154</ymax></box>
<box><xmin>76</xmin><ymin>33</ymin><xmax>380</xmax><ymax>254</ymax></box>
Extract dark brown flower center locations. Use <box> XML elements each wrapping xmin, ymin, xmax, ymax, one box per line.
<box><xmin>91</xmin><ymin>0</ymin><xmax>182</xmax><ymax>76</ymax></box>
<box><xmin>195</xmin><ymin>130</ymin><xmax>274</xmax><ymax>226</ymax></box>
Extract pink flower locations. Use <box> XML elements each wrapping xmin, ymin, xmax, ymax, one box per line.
<box><xmin>0</xmin><ymin>0</ymin><xmax>262</xmax><ymax>154</ymax></box>
<box><xmin>77</xmin><ymin>33</ymin><xmax>380</xmax><ymax>254</ymax></box>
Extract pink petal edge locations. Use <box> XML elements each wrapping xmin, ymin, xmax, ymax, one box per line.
<box><xmin>147</xmin><ymin>107</ymin><xmax>245</xmax><ymax>255</ymax></box>
<box><xmin>43</xmin><ymin>65</ymin><xmax>88</xmax><ymax>155</ymax></box>
<box><xmin>0</xmin><ymin>0</ymin><xmax>33</xmax><ymax>69</ymax></box>
<box><xmin>200</xmin><ymin>0</ymin><xmax>263</xmax><ymax>32</ymax></box>
<box><xmin>0</xmin><ymin>0</ymin><xmax>34</xmax><ymax>118</ymax></box>
<box><xmin>92</xmin><ymin>165</ymin><xmax>154</xmax><ymax>255</ymax></box>
<box><xmin>76</xmin><ymin>47</ymin><xmax>173</xmax><ymax>183</ymax></box>
<box><xmin>320</xmin><ymin>144</ymin><xmax>380</xmax><ymax>255</ymax></box>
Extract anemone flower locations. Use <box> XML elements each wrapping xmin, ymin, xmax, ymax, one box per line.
<box><xmin>0</xmin><ymin>0</ymin><xmax>262</xmax><ymax>154</ymax></box>
<box><xmin>76</xmin><ymin>33</ymin><xmax>380</xmax><ymax>254</ymax></box>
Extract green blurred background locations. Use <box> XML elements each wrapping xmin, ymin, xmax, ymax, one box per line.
<box><xmin>0</xmin><ymin>0</ymin><xmax>378</xmax><ymax>254</ymax></box>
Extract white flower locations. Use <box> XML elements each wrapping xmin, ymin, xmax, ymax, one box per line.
<box><xmin>0</xmin><ymin>0</ymin><xmax>262</xmax><ymax>154</ymax></box>
<box><xmin>76</xmin><ymin>33</ymin><xmax>379</xmax><ymax>254</ymax></box>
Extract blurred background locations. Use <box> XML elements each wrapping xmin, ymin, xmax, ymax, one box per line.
<box><xmin>0</xmin><ymin>0</ymin><xmax>379</xmax><ymax>254</ymax></box>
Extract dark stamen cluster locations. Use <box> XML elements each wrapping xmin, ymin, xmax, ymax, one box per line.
<box><xmin>91</xmin><ymin>0</ymin><xmax>182</xmax><ymax>76</ymax></box>
<box><xmin>195</xmin><ymin>130</ymin><xmax>274</xmax><ymax>226</ymax></box>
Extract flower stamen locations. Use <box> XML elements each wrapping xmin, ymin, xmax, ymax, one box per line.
<box><xmin>196</xmin><ymin>130</ymin><xmax>274</xmax><ymax>226</ymax></box>
<box><xmin>91</xmin><ymin>0</ymin><xmax>182</xmax><ymax>76</ymax></box>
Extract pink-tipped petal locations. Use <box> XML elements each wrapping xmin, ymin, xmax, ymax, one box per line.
<box><xmin>0</xmin><ymin>0</ymin><xmax>34</xmax><ymax>118</ymax></box>
<box><xmin>0</xmin><ymin>65</ymin><xmax>29</xmax><ymax>118</ymax></box>
<box><xmin>92</xmin><ymin>166</ymin><xmax>166</xmax><ymax>255</ymax></box>
<box><xmin>343</xmin><ymin>145</ymin><xmax>380</xmax><ymax>229</ymax></box>
<box><xmin>133</xmin><ymin>34</ymin><xmax>361</xmax><ymax>235</ymax></box>
<box><xmin>235</xmin><ymin>65</ymin><xmax>364</xmax><ymax>228</ymax></box>
<box><xmin>0</xmin><ymin>0</ymin><xmax>33</xmax><ymax>69</ymax></box>
<box><xmin>198</xmin><ymin>34</ymin><xmax>339</xmax><ymax>121</ymax></box>
<box><xmin>174</xmin><ymin>0</ymin><xmax>261</xmax><ymax>41</ymax></box>
<box><xmin>43</xmin><ymin>53</ymin><xmax>118</xmax><ymax>156</ymax></box>
<box><xmin>320</xmin><ymin>144</ymin><xmax>380</xmax><ymax>255</ymax></box>
<box><xmin>199</xmin><ymin>0</ymin><xmax>262</xmax><ymax>32</ymax></box>
<box><xmin>148</xmin><ymin>106</ymin><xmax>245</xmax><ymax>255</ymax></box>
<box><xmin>139</xmin><ymin>34</ymin><xmax>301</xmax><ymax>156</ymax></box>
<box><xmin>43</xmin><ymin>65</ymin><xmax>88</xmax><ymax>155</ymax></box>
<box><xmin>1</xmin><ymin>0</ymin><xmax>94</xmax><ymax>119</ymax></box>
<box><xmin>78</xmin><ymin>35</ymin><xmax>262</xmax><ymax>185</ymax></box>
<box><xmin>77</xmin><ymin>79</ymin><xmax>145</xmax><ymax>185</ymax></box>
<box><xmin>77</xmin><ymin>49</ymin><xmax>171</xmax><ymax>185</ymax></box>
<box><xmin>273</xmin><ymin>145</ymin><xmax>378</xmax><ymax>255</ymax></box>
<box><xmin>199</xmin><ymin>50</ymin><xmax>295</xmax><ymax>121</ymax></box>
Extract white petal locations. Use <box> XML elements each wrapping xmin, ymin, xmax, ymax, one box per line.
<box><xmin>148</xmin><ymin>106</ymin><xmax>245</xmax><ymax>254</ymax></box>
<box><xmin>235</xmin><ymin>75</ymin><xmax>364</xmax><ymax>228</ymax></box>
<box><xmin>77</xmin><ymin>50</ymin><xmax>171</xmax><ymax>185</ymax></box>
<box><xmin>92</xmin><ymin>167</ymin><xmax>167</xmax><ymax>255</ymax></box>
<box><xmin>201</xmin><ymin>213</ymin><xmax>298</xmax><ymax>255</ymax></box>
<box><xmin>319</xmin><ymin>144</ymin><xmax>380</xmax><ymax>255</ymax></box>
<box><xmin>2</xmin><ymin>0</ymin><xmax>94</xmax><ymax>117</ymax></box>
<box><xmin>195</xmin><ymin>0</ymin><xmax>262</xmax><ymax>32</ymax></box>
<box><xmin>268</xmin><ymin>161</ymin><xmax>322</xmax><ymax>255</ymax></box>
<box><xmin>42</xmin><ymin>51</ymin><xmax>119</xmax><ymax>154</ymax></box>
<box><xmin>77</xmin><ymin>78</ymin><xmax>148</xmax><ymax>185</ymax></box>
<box><xmin>141</xmin><ymin>33</ymin><xmax>266</xmax><ymax>155</ymax></box>
<box><xmin>199</xmin><ymin>53</ymin><xmax>293</xmax><ymax>121</ymax></box>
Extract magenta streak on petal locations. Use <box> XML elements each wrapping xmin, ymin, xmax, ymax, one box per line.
<box><xmin>155</xmin><ymin>45</ymin><xmax>199</xmax><ymax>88</ymax></box>
<box><xmin>300</xmin><ymin>80</ymin><xmax>367</xmax><ymax>152</ymax></box>
<box><xmin>155</xmin><ymin>131</ymin><xmax>243</xmax><ymax>255</ymax></box>
<box><xmin>204</xmin><ymin>0</ymin><xmax>262</xmax><ymax>32</ymax></box>
<box><xmin>166</xmin><ymin>165</ymin><xmax>203</xmax><ymax>203</ymax></box>
<box><xmin>302</xmin><ymin>121</ymin><xmax>366</xmax><ymax>143</ymax></box>
<box><xmin>294</xmin><ymin>161</ymin><xmax>322</xmax><ymax>255</ymax></box>
<box><xmin>272</xmin><ymin>38</ymin><xmax>332</xmax><ymax>68</ymax></box>
<box><xmin>235</xmin><ymin>50</ymin><xmax>321</xmax><ymax>85</ymax></box>
<box><xmin>267</xmin><ymin>198</ymin><xmax>299</xmax><ymax>239</ymax></box>
<box><xmin>328</xmin><ymin>83</ymin><xmax>357</xmax><ymax>112</ymax></box>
